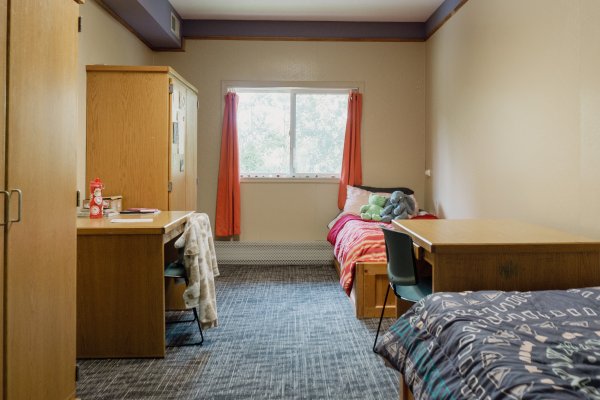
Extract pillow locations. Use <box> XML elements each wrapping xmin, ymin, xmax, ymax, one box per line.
<box><xmin>327</xmin><ymin>211</ymin><xmax>349</xmax><ymax>230</ymax></box>
<box><xmin>343</xmin><ymin>186</ymin><xmax>392</xmax><ymax>216</ymax></box>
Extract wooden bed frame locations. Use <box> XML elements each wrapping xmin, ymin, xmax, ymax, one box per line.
<box><xmin>334</xmin><ymin>259</ymin><xmax>398</xmax><ymax>319</ymax></box>
<box><xmin>334</xmin><ymin>257</ymin><xmax>422</xmax><ymax>319</ymax></box>
<box><xmin>399</xmin><ymin>376</ymin><xmax>414</xmax><ymax>400</ymax></box>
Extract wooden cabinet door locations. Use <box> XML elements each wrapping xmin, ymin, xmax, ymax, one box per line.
<box><xmin>86</xmin><ymin>70</ymin><xmax>170</xmax><ymax>210</ymax></box>
<box><xmin>5</xmin><ymin>1</ymin><xmax>78</xmax><ymax>398</ymax></box>
<box><xmin>0</xmin><ymin>1</ymin><xmax>7</xmax><ymax>398</ymax></box>
<box><xmin>185</xmin><ymin>88</ymin><xmax>198</xmax><ymax>211</ymax></box>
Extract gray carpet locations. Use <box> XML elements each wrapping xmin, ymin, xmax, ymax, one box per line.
<box><xmin>77</xmin><ymin>264</ymin><xmax>399</xmax><ymax>399</ymax></box>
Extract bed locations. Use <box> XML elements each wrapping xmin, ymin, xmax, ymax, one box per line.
<box><xmin>327</xmin><ymin>185</ymin><xmax>433</xmax><ymax>319</ymax></box>
<box><xmin>375</xmin><ymin>287</ymin><xmax>600</xmax><ymax>399</ymax></box>
<box><xmin>328</xmin><ymin>213</ymin><xmax>392</xmax><ymax>318</ymax></box>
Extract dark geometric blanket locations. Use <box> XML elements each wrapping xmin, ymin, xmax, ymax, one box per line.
<box><xmin>375</xmin><ymin>288</ymin><xmax>600</xmax><ymax>399</ymax></box>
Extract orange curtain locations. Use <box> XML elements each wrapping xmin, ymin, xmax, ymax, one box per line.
<box><xmin>337</xmin><ymin>92</ymin><xmax>363</xmax><ymax>209</ymax></box>
<box><xmin>215</xmin><ymin>92</ymin><xmax>241</xmax><ymax>237</ymax></box>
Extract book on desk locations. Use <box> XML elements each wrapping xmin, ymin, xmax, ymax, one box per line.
<box><xmin>120</xmin><ymin>208</ymin><xmax>161</xmax><ymax>215</ymax></box>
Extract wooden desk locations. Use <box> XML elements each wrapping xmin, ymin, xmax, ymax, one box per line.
<box><xmin>392</xmin><ymin>219</ymin><xmax>600</xmax><ymax>292</ymax></box>
<box><xmin>77</xmin><ymin>211</ymin><xmax>194</xmax><ymax>358</ymax></box>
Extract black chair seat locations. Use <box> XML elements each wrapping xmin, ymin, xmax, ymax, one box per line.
<box><xmin>393</xmin><ymin>279</ymin><xmax>432</xmax><ymax>303</ymax></box>
<box><xmin>164</xmin><ymin>262</ymin><xmax>186</xmax><ymax>278</ymax></box>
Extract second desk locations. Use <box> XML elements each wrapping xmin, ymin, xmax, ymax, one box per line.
<box><xmin>393</xmin><ymin>219</ymin><xmax>600</xmax><ymax>292</ymax></box>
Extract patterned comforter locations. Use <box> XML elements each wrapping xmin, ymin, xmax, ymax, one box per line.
<box><xmin>375</xmin><ymin>288</ymin><xmax>600</xmax><ymax>399</ymax></box>
<box><xmin>327</xmin><ymin>214</ymin><xmax>389</xmax><ymax>296</ymax></box>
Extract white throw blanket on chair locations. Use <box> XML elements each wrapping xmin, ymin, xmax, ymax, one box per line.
<box><xmin>174</xmin><ymin>213</ymin><xmax>220</xmax><ymax>329</ymax></box>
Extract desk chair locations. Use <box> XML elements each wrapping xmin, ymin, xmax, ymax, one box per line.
<box><xmin>164</xmin><ymin>260</ymin><xmax>204</xmax><ymax>346</ymax></box>
<box><xmin>373</xmin><ymin>227</ymin><xmax>432</xmax><ymax>353</ymax></box>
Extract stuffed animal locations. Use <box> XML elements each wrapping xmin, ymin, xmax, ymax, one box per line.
<box><xmin>360</xmin><ymin>193</ymin><xmax>387</xmax><ymax>221</ymax></box>
<box><xmin>380</xmin><ymin>191</ymin><xmax>416</xmax><ymax>222</ymax></box>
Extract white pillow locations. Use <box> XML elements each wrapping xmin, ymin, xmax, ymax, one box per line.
<box><xmin>342</xmin><ymin>186</ymin><xmax>392</xmax><ymax>216</ymax></box>
<box><xmin>327</xmin><ymin>212</ymin><xmax>349</xmax><ymax>229</ymax></box>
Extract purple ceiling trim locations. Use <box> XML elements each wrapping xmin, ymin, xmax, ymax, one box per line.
<box><xmin>98</xmin><ymin>0</ymin><xmax>469</xmax><ymax>49</ymax></box>
<box><xmin>183</xmin><ymin>20</ymin><xmax>426</xmax><ymax>41</ymax></box>
<box><xmin>101</xmin><ymin>0</ymin><xmax>182</xmax><ymax>49</ymax></box>
<box><xmin>425</xmin><ymin>0</ymin><xmax>469</xmax><ymax>37</ymax></box>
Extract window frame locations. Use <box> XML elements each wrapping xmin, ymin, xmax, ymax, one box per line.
<box><xmin>224</xmin><ymin>81</ymin><xmax>361</xmax><ymax>181</ymax></box>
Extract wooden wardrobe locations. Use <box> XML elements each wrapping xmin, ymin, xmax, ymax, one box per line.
<box><xmin>86</xmin><ymin>66</ymin><xmax>198</xmax><ymax>211</ymax></box>
<box><xmin>1</xmin><ymin>0</ymin><xmax>79</xmax><ymax>399</ymax></box>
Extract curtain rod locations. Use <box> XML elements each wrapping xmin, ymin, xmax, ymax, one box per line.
<box><xmin>227</xmin><ymin>87</ymin><xmax>359</xmax><ymax>92</ymax></box>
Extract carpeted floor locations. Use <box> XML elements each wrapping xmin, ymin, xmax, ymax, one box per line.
<box><xmin>77</xmin><ymin>264</ymin><xmax>399</xmax><ymax>399</ymax></box>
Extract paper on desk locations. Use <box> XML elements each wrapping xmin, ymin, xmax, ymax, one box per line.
<box><xmin>110</xmin><ymin>218</ymin><xmax>154</xmax><ymax>223</ymax></box>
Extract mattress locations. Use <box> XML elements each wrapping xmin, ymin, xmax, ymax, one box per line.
<box><xmin>375</xmin><ymin>287</ymin><xmax>600</xmax><ymax>399</ymax></box>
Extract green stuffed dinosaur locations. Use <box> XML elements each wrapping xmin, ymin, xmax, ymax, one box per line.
<box><xmin>360</xmin><ymin>193</ymin><xmax>387</xmax><ymax>221</ymax></box>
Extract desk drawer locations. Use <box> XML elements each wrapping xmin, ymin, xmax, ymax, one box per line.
<box><xmin>433</xmin><ymin>250</ymin><xmax>600</xmax><ymax>292</ymax></box>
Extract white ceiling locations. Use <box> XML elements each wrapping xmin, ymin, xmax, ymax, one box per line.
<box><xmin>169</xmin><ymin>0</ymin><xmax>446</xmax><ymax>23</ymax></box>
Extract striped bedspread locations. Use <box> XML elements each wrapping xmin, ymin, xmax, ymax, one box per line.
<box><xmin>327</xmin><ymin>214</ymin><xmax>390</xmax><ymax>296</ymax></box>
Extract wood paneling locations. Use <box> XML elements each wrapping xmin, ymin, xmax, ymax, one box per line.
<box><xmin>433</xmin><ymin>251</ymin><xmax>600</xmax><ymax>292</ymax></box>
<box><xmin>86</xmin><ymin>71</ymin><xmax>170</xmax><ymax>209</ymax></box>
<box><xmin>334</xmin><ymin>260</ymin><xmax>397</xmax><ymax>319</ymax></box>
<box><xmin>399</xmin><ymin>377</ymin><xmax>414</xmax><ymax>400</ymax></box>
<box><xmin>356</xmin><ymin>263</ymin><xmax>397</xmax><ymax>319</ymax></box>
<box><xmin>5</xmin><ymin>0</ymin><xmax>78</xmax><ymax>398</ymax></box>
<box><xmin>77</xmin><ymin>234</ymin><xmax>165</xmax><ymax>358</ymax></box>
<box><xmin>0</xmin><ymin>1</ymin><xmax>6</xmax><ymax>397</ymax></box>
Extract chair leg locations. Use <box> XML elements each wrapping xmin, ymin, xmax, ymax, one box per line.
<box><xmin>192</xmin><ymin>306</ymin><xmax>204</xmax><ymax>345</ymax></box>
<box><xmin>373</xmin><ymin>284</ymin><xmax>391</xmax><ymax>353</ymax></box>
<box><xmin>165</xmin><ymin>275</ymin><xmax>205</xmax><ymax>347</ymax></box>
<box><xmin>166</xmin><ymin>308</ymin><xmax>205</xmax><ymax>347</ymax></box>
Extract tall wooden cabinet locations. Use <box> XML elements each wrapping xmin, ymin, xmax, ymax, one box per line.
<box><xmin>1</xmin><ymin>1</ymin><xmax>79</xmax><ymax>399</ymax></box>
<box><xmin>86</xmin><ymin>66</ymin><xmax>198</xmax><ymax>211</ymax></box>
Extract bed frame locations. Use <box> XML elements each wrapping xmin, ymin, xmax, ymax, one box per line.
<box><xmin>334</xmin><ymin>259</ymin><xmax>398</xmax><ymax>319</ymax></box>
<box><xmin>334</xmin><ymin>255</ymin><xmax>423</xmax><ymax>319</ymax></box>
<box><xmin>399</xmin><ymin>376</ymin><xmax>414</xmax><ymax>400</ymax></box>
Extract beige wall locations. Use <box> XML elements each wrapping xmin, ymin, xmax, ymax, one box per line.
<box><xmin>155</xmin><ymin>40</ymin><xmax>426</xmax><ymax>241</ymax></box>
<box><xmin>426</xmin><ymin>0</ymin><xmax>600</xmax><ymax>239</ymax></box>
<box><xmin>77</xmin><ymin>1</ymin><xmax>154</xmax><ymax>196</ymax></box>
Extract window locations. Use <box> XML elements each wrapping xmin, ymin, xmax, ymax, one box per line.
<box><xmin>234</xmin><ymin>87</ymin><xmax>350</xmax><ymax>179</ymax></box>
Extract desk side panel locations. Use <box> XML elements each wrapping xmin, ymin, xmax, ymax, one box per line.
<box><xmin>77</xmin><ymin>234</ymin><xmax>165</xmax><ymax>358</ymax></box>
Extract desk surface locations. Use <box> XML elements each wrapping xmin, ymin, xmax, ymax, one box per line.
<box><xmin>392</xmin><ymin>219</ymin><xmax>599</xmax><ymax>253</ymax></box>
<box><xmin>77</xmin><ymin>210</ymin><xmax>194</xmax><ymax>235</ymax></box>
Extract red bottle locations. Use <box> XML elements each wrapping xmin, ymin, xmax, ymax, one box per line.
<box><xmin>89</xmin><ymin>178</ymin><xmax>104</xmax><ymax>219</ymax></box>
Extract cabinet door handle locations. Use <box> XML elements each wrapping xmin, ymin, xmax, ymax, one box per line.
<box><xmin>0</xmin><ymin>190</ymin><xmax>9</xmax><ymax>226</ymax></box>
<box><xmin>9</xmin><ymin>189</ymin><xmax>22</xmax><ymax>223</ymax></box>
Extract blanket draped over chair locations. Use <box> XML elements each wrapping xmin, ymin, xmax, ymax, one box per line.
<box><xmin>175</xmin><ymin>213</ymin><xmax>220</xmax><ymax>329</ymax></box>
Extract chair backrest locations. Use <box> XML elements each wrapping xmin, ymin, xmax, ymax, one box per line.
<box><xmin>381</xmin><ymin>227</ymin><xmax>418</xmax><ymax>286</ymax></box>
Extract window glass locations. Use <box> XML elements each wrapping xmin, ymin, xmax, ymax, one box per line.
<box><xmin>295</xmin><ymin>93</ymin><xmax>347</xmax><ymax>174</ymax></box>
<box><xmin>236</xmin><ymin>88</ymin><xmax>349</xmax><ymax>178</ymax></box>
<box><xmin>237</xmin><ymin>92</ymin><xmax>290</xmax><ymax>175</ymax></box>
